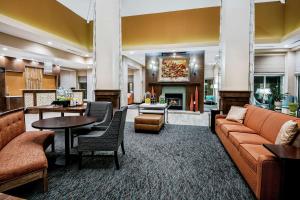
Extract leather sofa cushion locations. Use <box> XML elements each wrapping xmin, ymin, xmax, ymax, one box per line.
<box><xmin>239</xmin><ymin>144</ymin><xmax>275</xmax><ymax>172</ymax></box>
<box><xmin>228</xmin><ymin>132</ymin><xmax>271</xmax><ymax>150</ymax></box>
<box><xmin>135</xmin><ymin>114</ymin><xmax>164</xmax><ymax>125</ymax></box>
<box><xmin>243</xmin><ymin>105</ymin><xmax>272</xmax><ymax>133</ymax></box>
<box><xmin>220</xmin><ymin>124</ymin><xmax>256</xmax><ymax>137</ymax></box>
<box><xmin>215</xmin><ymin>118</ymin><xmax>240</xmax><ymax>127</ymax></box>
<box><xmin>0</xmin><ymin>131</ymin><xmax>54</xmax><ymax>182</ymax></box>
<box><xmin>260</xmin><ymin>112</ymin><xmax>300</xmax><ymax>143</ymax></box>
<box><xmin>0</xmin><ymin>110</ymin><xmax>26</xmax><ymax>150</ymax></box>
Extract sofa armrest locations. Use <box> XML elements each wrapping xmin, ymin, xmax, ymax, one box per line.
<box><xmin>256</xmin><ymin>155</ymin><xmax>280</xmax><ymax>200</ymax></box>
<box><xmin>216</xmin><ymin>114</ymin><xmax>227</xmax><ymax>119</ymax></box>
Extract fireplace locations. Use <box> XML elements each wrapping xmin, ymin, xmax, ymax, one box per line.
<box><xmin>165</xmin><ymin>93</ymin><xmax>183</xmax><ymax>110</ymax></box>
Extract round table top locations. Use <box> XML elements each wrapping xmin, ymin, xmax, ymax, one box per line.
<box><xmin>32</xmin><ymin>116</ymin><xmax>97</xmax><ymax>129</ymax></box>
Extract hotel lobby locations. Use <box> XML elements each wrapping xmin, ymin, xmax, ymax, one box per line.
<box><xmin>0</xmin><ymin>0</ymin><xmax>300</xmax><ymax>199</ymax></box>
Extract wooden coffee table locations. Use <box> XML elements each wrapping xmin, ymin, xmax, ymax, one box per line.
<box><xmin>32</xmin><ymin>116</ymin><xmax>96</xmax><ymax>165</ymax></box>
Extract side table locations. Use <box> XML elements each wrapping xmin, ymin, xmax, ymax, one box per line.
<box><xmin>263</xmin><ymin>144</ymin><xmax>300</xmax><ymax>200</ymax></box>
<box><xmin>209</xmin><ymin>109</ymin><xmax>220</xmax><ymax>133</ymax></box>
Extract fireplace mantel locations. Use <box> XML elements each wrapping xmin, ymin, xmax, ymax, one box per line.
<box><xmin>148</xmin><ymin>82</ymin><xmax>201</xmax><ymax>86</ymax></box>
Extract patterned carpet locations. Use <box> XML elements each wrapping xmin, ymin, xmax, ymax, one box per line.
<box><xmin>8</xmin><ymin>123</ymin><xmax>255</xmax><ymax>200</ymax></box>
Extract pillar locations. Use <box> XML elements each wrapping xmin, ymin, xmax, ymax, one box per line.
<box><xmin>93</xmin><ymin>0</ymin><xmax>121</xmax><ymax>108</ymax></box>
<box><xmin>284</xmin><ymin>51</ymin><xmax>296</xmax><ymax>96</ymax></box>
<box><xmin>219</xmin><ymin>0</ymin><xmax>254</xmax><ymax>113</ymax></box>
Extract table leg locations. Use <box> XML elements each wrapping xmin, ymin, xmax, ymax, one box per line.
<box><xmin>39</xmin><ymin>111</ymin><xmax>43</xmax><ymax>120</ymax></box>
<box><xmin>61</xmin><ymin>112</ymin><xmax>65</xmax><ymax>117</ymax></box>
<box><xmin>80</xmin><ymin>111</ymin><xmax>84</xmax><ymax>116</ymax></box>
<box><xmin>65</xmin><ymin>128</ymin><xmax>70</xmax><ymax>165</ymax></box>
<box><xmin>39</xmin><ymin>111</ymin><xmax>43</xmax><ymax>131</ymax></box>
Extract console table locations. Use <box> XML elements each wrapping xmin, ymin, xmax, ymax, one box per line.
<box><xmin>138</xmin><ymin>103</ymin><xmax>169</xmax><ymax>123</ymax></box>
<box><xmin>263</xmin><ymin>144</ymin><xmax>300</xmax><ymax>200</ymax></box>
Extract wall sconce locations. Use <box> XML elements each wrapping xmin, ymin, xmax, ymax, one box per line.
<box><xmin>150</xmin><ymin>63</ymin><xmax>157</xmax><ymax>80</ymax></box>
<box><xmin>190</xmin><ymin>62</ymin><xmax>198</xmax><ymax>76</ymax></box>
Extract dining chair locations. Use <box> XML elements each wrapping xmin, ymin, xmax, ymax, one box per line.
<box><xmin>71</xmin><ymin>101</ymin><xmax>113</xmax><ymax>147</ymax></box>
<box><xmin>77</xmin><ymin>106</ymin><xmax>128</xmax><ymax>170</ymax></box>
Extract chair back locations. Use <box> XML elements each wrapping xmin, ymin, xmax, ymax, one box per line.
<box><xmin>85</xmin><ymin>101</ymin><xmax>113</xmax><ymax>125</ymax></box>
<box><xmin>102</xmin><ymin>106</ymin><xmax>128</xmax><ymax>146</ymax></box>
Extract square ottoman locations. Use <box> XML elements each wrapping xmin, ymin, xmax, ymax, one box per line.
<box><xmin>134</xmin><ymin>114</ymin><xmax>164</xmax><ymax>133</ymax></box>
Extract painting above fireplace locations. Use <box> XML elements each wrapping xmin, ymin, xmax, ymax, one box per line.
<box><xmin>158</xmin><ymin>57</ymin><xmax>189</xmax><ymax>82</ymax></box>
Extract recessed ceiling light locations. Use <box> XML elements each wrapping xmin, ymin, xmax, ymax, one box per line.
<box><xmin>47</xmin><ymin>41</ymin><xmax>53</xmax><ymax>45</ymax></box>
<box><xmin>129</xmin><ymin>51</ymin><xmax>135</xmax><ymax>55</ymax></box>
<box><xmin>2</xmin><ymin>47</ymin><xmax>8</xmax><ymax>51</ymax></box>
<box><xmin>284</xmin><ymin>44</ymin><xmax>290</xmax><ymax>48</ymax></box>
<box><xmin>16</xmin><ymin>58</ymin><xmax>22</xmax><ymax>62</ymax></box>
<box><xmin>171</xmin><ymin>50</ymin><xmax>176</xmax><ymax>52</ymax></box>
<box><xmin>85</xmin><ymin>54</ymin><xmax>89</xmax><ymax>57</ymax></box>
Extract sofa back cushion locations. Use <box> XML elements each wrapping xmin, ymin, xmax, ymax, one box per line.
<box><xmin>243</xmin><ymin>105</ymin><xmax>272</xmax><ymax>133</ymax></box>
<box><xmin>260</xmin><ymin>112</ymin><xmax>300</xmax><ymax>143</ymax></box>
<box><xmin>0</xmin><ymin>109</ymin><xmax>25</xmax><ymax>150</ymax></box>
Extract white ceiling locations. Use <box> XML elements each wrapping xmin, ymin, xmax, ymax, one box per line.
<box><xmin>57</xmin><ymin>0</ymin><xmax>282</xmax><ymax>20</ymax></box>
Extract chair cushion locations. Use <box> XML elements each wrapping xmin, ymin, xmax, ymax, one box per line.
<box><xmin>228</xmin><ymin>132</ymin><xmax>271</xmax><ymax>150</ymax></box>
<box><xmin>220</xmin><ymin>124</ymin><xmax>256</xmax><ymax>137</ymax></box>
<box><xmin>239</xmin><ymin>144</ymin><xmax>275</xmax><ymax>172</ymax></box>
<box><xmin>135</xmin><ymin>114</ymin><xmax>164</xmax><ymax>125</ymax></box>
<box><xmin>215</xmin><ymin>118</ymin><xmax>241</xmax><ymax>127</ymax></box>
<box><xmin>0</xmin><ymin>131</ymin><xmax>54</xmax><ymax>182</ymax></box>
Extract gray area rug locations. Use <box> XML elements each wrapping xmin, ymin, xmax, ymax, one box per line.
<box><xmin>8</xmin><ymin>123</ymin><xmax>255</xmax><ymax>200</ymax></box>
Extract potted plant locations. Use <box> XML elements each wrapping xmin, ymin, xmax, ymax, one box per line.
<box><xmin>271</xmin><ymin>87</ymin><xmax>282</xmax><ymax>110</ymax></box>
<box><xmin>288</xmin><ymin>103</ymin><xmax>298</xmax><ymax>116</ymax></box>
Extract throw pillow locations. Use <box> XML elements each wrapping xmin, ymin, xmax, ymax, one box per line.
<box><xmin>275</xmin><ymin>120</ymin><xmax>299</xmax><ymax>145</ymax></box>
<box><xmin>226</xmin><ymin>106</ymin><xmax>247</xmax><ymax>123</ymax></box>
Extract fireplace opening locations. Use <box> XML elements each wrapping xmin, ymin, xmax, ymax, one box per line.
<box><xmin>165</xmin><ymin>93</ymin><xmax>183</xmax><ymax>110</ymax></box>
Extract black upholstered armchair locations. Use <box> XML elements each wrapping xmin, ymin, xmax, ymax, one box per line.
<box><xmin>71</xmin><ymin>101</ymin><xmax>113</xmax><ymax>147</ymax></box>
<box><xmin>78</xmin><ymin>106</ymin><xmax>128</xmax><ymax>170</ymax></box>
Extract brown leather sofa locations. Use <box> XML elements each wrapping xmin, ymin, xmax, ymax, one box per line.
<box><xmin>0</xmin><ymin>108</ymin><xmax>54</xmax><ymax>192</ymax></box>
<box><xmin>215</xmin><ymin>104</ymin><xmax>300</xmax><ymax>200</ymax></box>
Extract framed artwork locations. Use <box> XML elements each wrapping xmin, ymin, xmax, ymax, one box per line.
<box><xmin>158</xmin><ymin>57</ymin><xmax>189</xmax><ymax>82</ymax></box>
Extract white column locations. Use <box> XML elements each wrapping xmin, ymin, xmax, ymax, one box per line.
<box><xmin>133</xmin><ymin>68</ymin><xmax>143</xmax><ymax>103</ymax></box>
<box><xmin>94</xmin><ymin>0</ymin><xmax>121</xmax><ymax>90</ymax></box>
<box><xmin>284</xmin><ymin>52</ymin><xmax>296</xmax><ymax>95</ymax></box>
<box><xmin>220</xmin><ymin>0</ymin><xmax>254</xmax><ymax>91</ymax></box>
<box><xmin>121</xmin><ymin>57</ymin><xmax>128</xmax><ymax>106</ymax></box>
<box><xmin>86</xmin><ymin>69</ymin><xmax>94</xmax><ymax>101</ymax></box>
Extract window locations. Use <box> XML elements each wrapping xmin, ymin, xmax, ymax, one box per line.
<box><xmin>204</xmin><ymin>79</ymin><xmax>214</xmax><ymax>97</ymax></box>
<box><xmin>254</xmin><ymin>75</ymin><xmax>282</xmax><ymax>104</ymax></box>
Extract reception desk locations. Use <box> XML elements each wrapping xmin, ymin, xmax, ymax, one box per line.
<box><xmin>23</xmin><ymin>89</ymin><xmax>85</xmax><ymax>108</ymax></box>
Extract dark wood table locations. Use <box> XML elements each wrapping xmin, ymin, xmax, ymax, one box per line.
<box><xmin>263</xmin><ymin>144</ymin><xmax>300</xmax><ymax>199</ymax></box>
<box><xmin>32</xmin><ymin>116</ymin><xmax>96</xmax><ymax>165</ymax></box>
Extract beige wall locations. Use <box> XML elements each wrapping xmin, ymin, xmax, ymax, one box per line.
<box><xmin>0</xmin><ymin>0</ymin><xmax>91</xmax><ymax>49</ymax></box>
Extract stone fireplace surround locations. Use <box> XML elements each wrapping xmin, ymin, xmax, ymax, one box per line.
<box><xmin>145</xmin><ymin>52</ymin><xmax>205</xmax><ymax>113</ymax></box>
<box><xmin>162</xmin><ymin>86</ymin><xmax>186</xmax><ymax>110</ymax></box>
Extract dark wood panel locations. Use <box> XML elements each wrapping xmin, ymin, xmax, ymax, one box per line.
<box><xmin>219</xmin><ymin>91</ymin><xmax>251</xmax><ymax>114</ymax></box>
<box><xmin>6</xmin><ymin>96</ymin><xmax>24</xmax><ymax>111</ymax></box>
<box><xmin>94</xmin><ymin>90</ymin><xmax>121</xmax><ymax>109</ymax></box>
<box><xmin>0</xmin><ymin>68</ymin><xmax>5</xmax><ymax>112</ymax></box>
